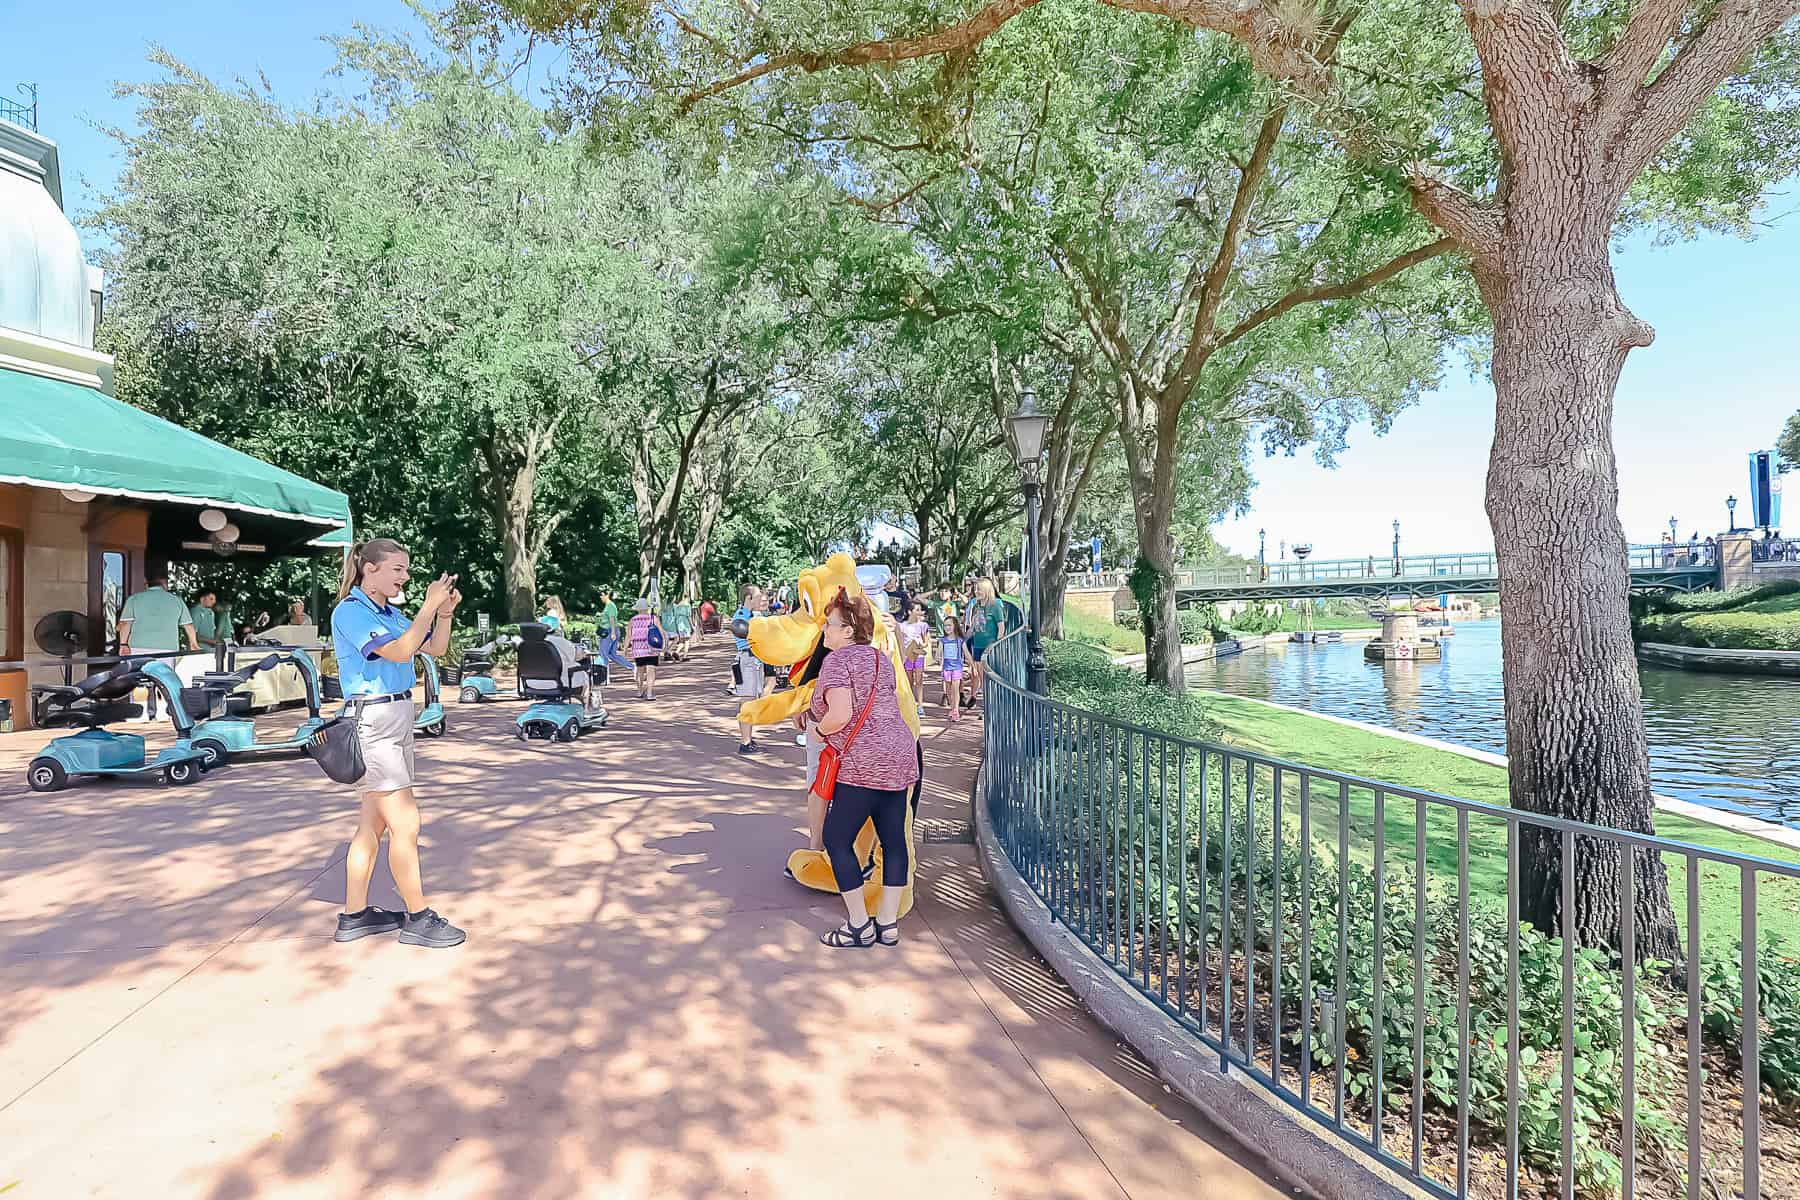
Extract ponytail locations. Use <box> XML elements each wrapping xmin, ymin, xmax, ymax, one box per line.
<box><xmin>336</xmin><ymin>537</ymin><xmax>408</xmax><ymax>604</ymax></box>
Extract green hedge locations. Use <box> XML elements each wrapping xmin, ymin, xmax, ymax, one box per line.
<box><xmin>1635</xmin><ymin>588</ymin><xmax>1800</xmax><ymax>651</ymax></box>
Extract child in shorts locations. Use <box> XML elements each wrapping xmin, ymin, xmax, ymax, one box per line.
<box><xmin>939</xmin><ymin>616</ymin><xmax>967</xmax><ymax>722</ymax></box>
<box><xmin>898</xmin><ymin>601</ymin><xmax>932</xmax><ymax>720</ymax></box>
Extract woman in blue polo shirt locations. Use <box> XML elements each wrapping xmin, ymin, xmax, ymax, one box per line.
<box><xmin>330</xmin><ymin>538</ymin><xmax>466</xmax><ymax>950</ymax></box>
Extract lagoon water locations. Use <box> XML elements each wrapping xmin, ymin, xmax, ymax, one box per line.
<box><xmin>1183</xmin><ymin>618</ymin><xmax>1800</xmax><ymax>827</ymax></box>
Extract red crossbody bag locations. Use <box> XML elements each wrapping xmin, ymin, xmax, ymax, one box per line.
<box><xmin>810</xmin><ymin>652</ymin><xmax>883</xmax><ymax>808</ymax></box>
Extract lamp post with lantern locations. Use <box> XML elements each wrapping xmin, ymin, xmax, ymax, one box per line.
<box><xmin>1727</xmin><ymin>494</ymin><xmax>1737</xmax><ymax>532</ymax></box>
<box><xmin>1005</xmin><ymin>387</ymin><xmax>1051</xmax><ymax>695</ymax></box>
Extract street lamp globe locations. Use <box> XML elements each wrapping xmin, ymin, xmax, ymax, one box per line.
<box><xmin>1005</xmin><ymin>387</ymin><xmax>1050</xmax><ymax>469</ymax></box>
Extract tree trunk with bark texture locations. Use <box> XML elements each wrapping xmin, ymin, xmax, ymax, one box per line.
<box><xmin>1481</xmin><ymin>229</ymin><xmax>1679</xmax><ymax>961</ymax></box>
<box><xmin>478</xmin><ymin>428</ymin><xmax>549</xmax><ymax>623</ymax></box>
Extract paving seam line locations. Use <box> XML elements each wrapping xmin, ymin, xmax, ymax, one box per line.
<box><xmin>910</xmin><ymin>848</ymin><xmax>1135</xmax><ymax>1200</ymax></box>
<box><xmin>0</xmin><ymin>850</ymin><xmax>349</xmax><ymax>1115</ymax></box>
<box><xmin>969</xmin><ymin>766</ymin><xmax>1416</xmax><ymax>1200</ymax></box>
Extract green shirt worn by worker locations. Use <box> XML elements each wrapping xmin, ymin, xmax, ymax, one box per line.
<box><xmin>599</xmin><ymin>599</ymin><xmax>619</xmax><ymax>636</ymax></box>
<box><xmin>190</xmin><ymin>603</ymin><xmax>218</xmax><ymax>647</ymax></box>
<box><xmin>120</xmin><ymin>586</ymin><xmax>195</xmax><ymax>653</ymax></box>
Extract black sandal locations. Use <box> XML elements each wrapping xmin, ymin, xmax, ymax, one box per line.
<box><xmin>820</xmin><ymin>919</ymin><xmax>876</xmax><ymax>948</ymax></box>
<box><xmin>873</xmin><ymin>919</ymin><xmax>899</xmax><ymax>947</ymax></box>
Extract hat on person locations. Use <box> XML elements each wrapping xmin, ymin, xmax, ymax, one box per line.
<box><xmin>632</xmin><ymin>597</ymin><xmax>653</xmax><ymax>612</ymax></box>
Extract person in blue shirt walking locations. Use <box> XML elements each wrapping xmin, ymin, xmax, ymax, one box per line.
<box><xmin>329</xmin><ymin>538</ymin><xmax>466</xmax><ymax>949</ymax></box>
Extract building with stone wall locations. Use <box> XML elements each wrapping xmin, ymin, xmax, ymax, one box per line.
<box><xmin>1</xmin><ymin>106</ymin><xmax>351</xmax><ymax>729</ymax></box>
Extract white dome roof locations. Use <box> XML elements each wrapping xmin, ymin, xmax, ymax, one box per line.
<box><xmin>0</xmin><ymin>123</ymin><xmax>95</xmax><ymax>348</ymax></box>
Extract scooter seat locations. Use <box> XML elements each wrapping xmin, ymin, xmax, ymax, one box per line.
<box><xmin>41</xmin><ymin>701</ymin><xmax>143</xmax><ymax>728</ymax></box>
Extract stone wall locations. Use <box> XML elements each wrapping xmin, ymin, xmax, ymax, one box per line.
<box><xmin>1064</xmin><ymin>584</ymin><xmax>1134</xmax><ymax>621</ymax></box>
<box><xmin>0</xmin><ymin>484</ymin><xmax>153</xmax><ymax>728</ymax></box>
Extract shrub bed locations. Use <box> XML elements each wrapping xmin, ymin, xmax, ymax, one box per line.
<box><xmin>1038</xmin><ymin>642</ymin><xmax>1800</xmax><ymax>1196</ymax></box>
<box><xmin>1633</xmin><ymin>581</ymin><xmax>1800</xmax><ymax>651</ymax></box>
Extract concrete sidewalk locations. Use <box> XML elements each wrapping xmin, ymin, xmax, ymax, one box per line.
<box><xmin>0</xmin><ymin>643</ymin><xmax>1291</xmax><ymax>1199</ymax></box>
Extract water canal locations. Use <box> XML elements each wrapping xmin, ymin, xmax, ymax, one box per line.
<box><xmin>1184</xmin><ymin>618</ymin><xmax>1800</xmax><ymax>827</ymax></box>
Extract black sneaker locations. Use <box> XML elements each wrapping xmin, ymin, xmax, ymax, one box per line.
<box><xmin>398</xmin><ymin>908</ymin><xmax>466</xmax><ymax>948</ymax></box>
<box><xmin>737</xmin><ymin>741</ymin><xmax>759</xmax><ymax>756</ymax></box>
<box><xmin>334</xmin><ymin>906</ymin><xmax>404</xmax><ymax>943</ymax></box>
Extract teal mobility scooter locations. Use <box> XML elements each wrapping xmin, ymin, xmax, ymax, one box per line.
<box><xmin>456</xmin><ymin>639</ymin><xmax>503</xmax><ymax>703</ymax></box>
<box><xmin>186</xmin><ymin>649</ymin><xmax>329</xmax><ymax>769</ymax></box>
<box><xmin>413</xmin><ymin>652</ymin><xmax>448</xmax><ymax>737</ymax></box>
<box><xmin>454</xmin><ymin>635</ymin><xmax>522</xmax><ymax>703</ymax></box>
<box><xmin>513</xmin><ymin>622</ymin><xmax>607</xmax><ymax>741</ymax></box>
<box><xmin>26</xmin><ymin>658</ymin><xmax>207</xmax><ymax>791</ymax></box>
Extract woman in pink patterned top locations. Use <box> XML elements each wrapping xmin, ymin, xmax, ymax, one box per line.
<box><xmin>626</xmin><ymin>597</ymin><xmax>664</xmax><ymax>700</ymax></box>
<box><xmin>806</xmin><ymin>589</ymin><xmax>920</xmax><ymax>949</ymax></box>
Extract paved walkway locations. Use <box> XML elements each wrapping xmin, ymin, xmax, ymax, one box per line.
<box><xmin>0</xmin><ymin>643</ymin><xmax>1291</xmax><ymax>1199</ymax></box>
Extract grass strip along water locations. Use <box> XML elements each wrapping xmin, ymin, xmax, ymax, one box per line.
<box><xmin>1039</xmin><ymin>639</ymin><xmax>1799</xmax><ymax>1195</ymax></box>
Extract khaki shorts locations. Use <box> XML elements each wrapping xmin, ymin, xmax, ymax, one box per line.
<box><xmin>355</xmin><ymin>698</ymin><xmax>416</xmax><ymax>793</ymax></box>
<box><xmin>734</xmin><ymin>650</ymin><xmax>766</xmax><ymax>700</ymax></box>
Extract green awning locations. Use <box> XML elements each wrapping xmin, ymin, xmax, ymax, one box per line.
<box><xmin>0</xmin><ymin>367</ymin><xmax>351</xmax><ymax>538</ymax></box>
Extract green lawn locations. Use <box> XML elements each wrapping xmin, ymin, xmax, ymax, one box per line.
<box><xmin>1059</xmin><ymin>604</ymin><xmax>1146</xmax><ymax>654</ymax></box>
<box><xmin>1050</xmin><ymin>641</ymin><xmax>1800</xmax><ymax>953</ymax></box>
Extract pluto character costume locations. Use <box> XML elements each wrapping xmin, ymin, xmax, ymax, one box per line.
<box><xmin>737</xmin><ymin>553</ymin><xmax>922</xmax><ymax>917</ymax></box>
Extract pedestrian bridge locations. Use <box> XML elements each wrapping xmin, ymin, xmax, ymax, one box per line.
<box><xmin>1069</xmin><ymin>546</ymin><xmax>1717</xmax><ymax>603</ymax></box>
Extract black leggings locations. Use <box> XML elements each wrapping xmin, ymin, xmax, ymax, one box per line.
<box><xmin>823</xmin><ymin>782</ymin><xmax>911</xmax><ymax>892</ymax></box>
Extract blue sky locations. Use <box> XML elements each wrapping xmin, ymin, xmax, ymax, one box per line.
<box><xmin>9</xmin><ymin>1</ymin><xmax>1796</xmax><ymax>563</ymax></box>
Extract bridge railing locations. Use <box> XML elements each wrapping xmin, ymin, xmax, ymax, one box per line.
<box><xmin>981</xmin><ymin>629</ymin><xmax>1783</xmax><ymax>1199</ymax></box>
<box><xmin>1068</xmin><ymin>543</ymin><xmax>1712</xmax><ymax>593</ymax></box>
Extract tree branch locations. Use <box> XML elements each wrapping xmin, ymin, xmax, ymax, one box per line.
<box><xmin>1598</xmin><ymin>0</ymin><xmax>1692</xmax><ymax>96</ymax></box>
<box><xmin>1099</xmin><ymin>0</ymin><xmax>1336</xmax><ymax>97</ymax></box>
<box><xmin>679</xmin><ymin>0</ymin><xmax>1045</xmax><ymax>113</ymax></box>
<box><xmin>1161</xmin><ymin>104</ymin><xmax>1287</xmax><ymax>402</ymax></box>
<box><xmin>1217</xmin><ymin>235</ymin><xmax>1459</xmax><ymax>348</ymax></box>
<box><xmin>1406</xmin><ymin>173</ymin><xmax>1503</xmax><ymax>254</ymax></box>
<box><xmin>1622</xmin><ymin>0</ymin><xmax>1800</xmax><ymax>178</ymax></box>
<box><xmin>1455</xmin><ymin>0</ymin><xmax>1584</xmax><ymax>153</ymax></box>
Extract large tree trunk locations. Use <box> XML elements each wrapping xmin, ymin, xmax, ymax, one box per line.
<box><xmin>1483</xmin><ymin>235</ymin><xmax>1679</xmax><ymax>961</ymax></box>
<box><xmin>478</xmin><ymin>426</ymin><xmax>547</xmax><ymax>622</ymax></box>
<box><xmin>1038</xmin><ymin>560</ymin><xmax>1071</xmax><ymax>640</ymax></box>
<box><xmin>1135</xmin><ymin>516</ymin><xmax>1183</xmax><ymax>691</ymax></box>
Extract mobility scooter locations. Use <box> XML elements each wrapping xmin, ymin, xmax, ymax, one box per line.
<box><xmin>26</xmin><ymin>658</ymin><xmax>207</xmax><ymax>791</ymax></box>
<box><xmin>513</xmin><ymin>622</ymin><xmax>607</xmax><ymax>741</ymax></box>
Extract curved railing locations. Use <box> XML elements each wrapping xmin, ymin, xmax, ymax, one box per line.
<box><xmin>1066</xmin><ymin>544</ymin><xmax>1716</xmax><ymax>594</ymax></box>
<box><xmin>979</xmin><ymin>629</ymin><xmax>1789</xmax><ymax>1199</ymax></box>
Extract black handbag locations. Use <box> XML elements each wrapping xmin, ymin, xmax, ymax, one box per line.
<box><xmin>303</xmin><ymin>705</ymin><xmax>367</xmax><ymax>785</ymax></box>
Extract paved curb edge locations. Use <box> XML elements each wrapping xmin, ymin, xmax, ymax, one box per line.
<box><xmin>968</xmin><ymin>764</ymin><xmax>1426</xmax><ymax>1200</ymax></box>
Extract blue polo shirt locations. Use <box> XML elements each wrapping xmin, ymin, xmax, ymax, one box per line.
<box><xmin>330</xmin><ymin>587</ymin><xmax>418</xmax><ymax>698</ymax></box>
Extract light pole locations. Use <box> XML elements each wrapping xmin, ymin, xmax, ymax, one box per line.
<box><xmin>1006</xmin><ymin>386</ymin><xmax>1052</xmax><ymax>696</ymax></box>
<box><xmin>1727</xmin><ymin>495</ymin><xmax>1738</xmax><ymax>532</ymax></box>
<box><xmin>1669</xmin><ymin>515</ymin><xmax>1678</xmax><ymax>543</ymax></box>
<box><xmin>1392</xmin><ymin>519</ymin><xmax>1401</xmax><ymax>577</ymax></box>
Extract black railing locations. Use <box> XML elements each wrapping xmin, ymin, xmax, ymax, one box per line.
<box><xmin>0</xmin><ymin>83</ymin><xmax>38</xmax><ymax>132</ymax></box>
<box><xmin>981</xmin><ymin>630</ymin><xmax>1789</xmax><ymax>1198</ymax></box>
